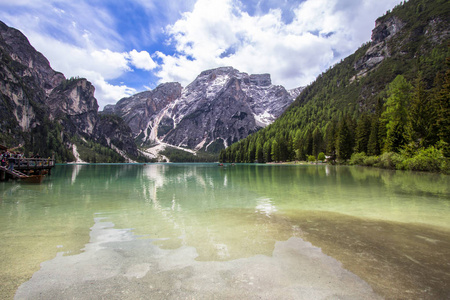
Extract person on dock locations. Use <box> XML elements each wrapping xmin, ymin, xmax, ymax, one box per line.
<box><xmin>8</xmin><ymin>153</ymin><xmax>16</xmax><ymax>171</ymax></box>
<box><xmin>1</xmin><ymin>152</ymin><xmax>6</xmax><ymax>167</ymax></box>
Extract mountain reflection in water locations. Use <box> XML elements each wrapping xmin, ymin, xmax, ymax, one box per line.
<box><xmin>0</xmin><ymin>164</ymin><xmax>449</xmax><ymax>299</ymax></box>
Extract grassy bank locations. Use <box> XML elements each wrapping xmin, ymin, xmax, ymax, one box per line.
<box><xmin>348</xmin><ymin>146</ymin><xmax>449</xmax><ymax>174</ymax></box>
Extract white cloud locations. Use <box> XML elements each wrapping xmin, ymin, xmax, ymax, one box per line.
<box><xmin>22</xmin><ymin>32</ymin><xmax>140</xmax><ymax>108</ymax></box>
<box><xmin>127</xmin><ymin>49</ymin><xmax>157</xmax><ymax>71</ymax></box>
<box><xmin>156</xmin><ymin>0</ymin><xmax>402</xmax><ymax>89</ymax></box>
<box><xmin>81</xmin><ymin>71</ymin><xmax>137</xmax><ymax>108</ymax></box>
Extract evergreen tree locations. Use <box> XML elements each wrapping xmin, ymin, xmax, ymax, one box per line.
<box><xmin>325</xmin><ymin>121</ymin><xmax>338</xmax><ymax>161</ymax></box>
<box><xmin>292</xmin><ymin>130</ymin><xmax>302</xmax><ymax>159</ymax></box>
<box><xmin>247</xmin><ymin>144</ymin><xmax>256</xmax><ymax>162</ymax></box>
<box><xmin>256</xmin><ymin>141</ymin><xmax>264</xmax><ymax>163</ymax></box>
<box><xmin>435</xmin><ymin>59</ymin><xmax>450</xmax><ymax>156</ymax></box>
<box><xmin>336</xmin><ymin>116</ymin><xmax>354</xmax><ymax>161</ymax></box>
<box><xmin>276</xmin><ymin>134</ymin><xmax>289</xmax><ymax>162</ymax></box>
<box><xmin>410</xmin><ymin>73</ymin><xmax>434</xmax><ymax>147</ymax></box>
<box><xmin>304</xmin><ymin>131</ymin><xmax>313</xmax><ymax>158</ymax></box>
<box><xmin>312</xmin><ymin>127</ymin><xmax>323</xmax><ymax>157</ymax></box>
<box><xmin>381</xmin><ymin>75</ymin><xmax>412</xmax><ymax>152</ymax></box>
<box><xmin>235</xmin><ymin>150</ymin><xmax>241</xmax><ymax>163</ymax></box>
<box><xmin>263</xmin><ymin>140</ymin><xmax>272</xmax><ymax>162</ymax></box>
<box><xmin>367</xmin><ymin>115</ymin><xmax>381</xmax><ymax>156</ymax></box>
<box><xmin>355</xmin><ymin>113</ymin><xmax>372</xmax><ymax>153</ymax></box>
<box><xmin>271</xmin><ymin>140</ymin><xmax>279</xmax><ymax>162</ymax></box>
<box><xmin>367</xmin><ymin>98</ymin><xmax>384</xmax><ymax>156</ymax></box>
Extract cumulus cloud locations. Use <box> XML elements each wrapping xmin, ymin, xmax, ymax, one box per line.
<box><xmin>26</xmin><ymin>34</ymin><xmax>162</xmax><ymax>109</ymax></box>
<box><xmin>81</xmin><ymin>70</ymin><xmax>137</xmax><ymax>108</ymax></box>
<box><xmin>127</xmin><ymin>49</ymin><xmax>157</xmax><ymax>71</ymax></box>
<box><xmin>24</xmin><ymin>33</ymin><xmax>141</xmax><ymax>107</ymax></box>
<box><xmin>156</xmin><ymin>0</ymin><xmax>401</xmax><ymax>89</ymax></box>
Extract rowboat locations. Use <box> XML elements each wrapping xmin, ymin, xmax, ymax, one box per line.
<box><xmin>21</xmin><ymin>174</ymin><xmax>45</xmax><ymax>183</ymax></box>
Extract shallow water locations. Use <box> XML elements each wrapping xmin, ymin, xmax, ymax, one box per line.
<box><xmin>1</xmin><ymin>164</ymin><xmax>449</xmax><ymax>299</ymax></box>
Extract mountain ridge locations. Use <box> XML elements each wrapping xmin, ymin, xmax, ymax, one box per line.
<box><xmin>105</xmin><ymin>66</ymin><xmax>303</xmax><ymax>160</ymax></box>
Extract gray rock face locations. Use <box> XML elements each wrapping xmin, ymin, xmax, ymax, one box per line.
<box><xmin>107</xmin><ymin>82</ymin><xmax>182</xmax><ymax>142</ymax></box>
<box><xmin>0</xmin><ymin>21</ymin><xmax>65</xmax><ymax>96</ymax></box>
<box><xmin>354</xmin><ymin>15</ymin><xmax>448</xmax><ymax>78</ymax></box>
<box><xmin>47</xmin><ymin>79</ymin><xmax>99</xmax><ymax>136</ymax></box>
<box><xmin>371</xmin><ymin>16</ymin><xmax>405</xmax><ymax>44</ymax></box>
<box><xmin>109</xmin><ymin>67</ymin><xmax>302</xmax><ymax>152</ymax></box>
<box><xmin>354</xmin><ymin>16</ymin><xmax>405</xmax><ymax>76</ymax></box>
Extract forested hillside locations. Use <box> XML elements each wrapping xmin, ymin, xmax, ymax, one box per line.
<box><xmin>220</xmin><ymin>0</ymin><xmax>449</xmax><ymax>173</ymax></box>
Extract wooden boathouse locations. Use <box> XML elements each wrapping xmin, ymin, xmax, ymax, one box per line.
<box><xmin>0</xmin><ymin>144</ymin><xmax>55</xmax><ymax>182</ymax></box>
<box><xmin>0</xmin><ymin>158</ymin><xmax>55</xmax><ymax>182</ymax></box>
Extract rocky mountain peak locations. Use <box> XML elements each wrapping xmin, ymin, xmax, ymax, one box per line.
<box><xmin>354</xmin><ymin>15</ymin><xmax>406</xmax><ymax>78</ymax></box>
<box><xmin>248</xmin><ymin>73</ymin><xmax>271</xmax><ymax>86</ymax></box>
<box><xmin>372</xmin><ymin>16</ymin><xmax>405</xmax><ymax>44</ymax></box>
<box><xmin>107</xmin><ymin>66</ymin><xmax>302</xmax><ymax>157</ymax></box>
<box><xmin>0</xmin><ymin>21</ymin><xmax>64</xmax><ymax>96</ymax></box>
<box><xmin>355</xmin><ymin>7</ymin><xmax>448</xmax><ymax>80</ymax></box>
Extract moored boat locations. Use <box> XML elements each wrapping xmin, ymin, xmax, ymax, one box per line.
<box><xmin>21</xmin><ymin>174</ymin><xmax>45</xmax><ymax>184</ymax></box>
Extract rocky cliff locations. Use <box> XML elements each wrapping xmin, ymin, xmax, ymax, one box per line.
<box><xmin>0</xmin><ymin>21</ymin><xmax>139</xmax><ymax>162</ymax></box>
<box><xmin>106</xmin><ymin>67</ymin><xmax>302</xmax><ymax>154</ymax></box>
<box><xmin>354</xmin><ymin>7</ymin><xmax>448</xmax><ymax>79</ymax></box>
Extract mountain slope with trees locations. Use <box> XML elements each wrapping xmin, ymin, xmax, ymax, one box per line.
<box><xmin>220</xmin><ymin>0</ymin><xmax>449</xmax><ymax>173</ymax></box>
<box><xmin>0</xmin><ymin>21</ymin><xmax>142</xmax><ymax>162</ymax></box>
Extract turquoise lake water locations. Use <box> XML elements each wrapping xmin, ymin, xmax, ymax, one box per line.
<box><xmin>1</xmin><ymin>164</ymin><xmax>449</xmax><ymax>299</ymax></box>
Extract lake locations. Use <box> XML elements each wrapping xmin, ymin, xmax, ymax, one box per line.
<box><xmin>1</xmin><ymin>163</ymin><xmax>449</xmax><ymax>299</ymax></box>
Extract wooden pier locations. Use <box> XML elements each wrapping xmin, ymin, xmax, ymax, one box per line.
<box><xmin>0</xmin><ymin>158</ymin><xmax>55</xmax><ymax>182</ymax></box>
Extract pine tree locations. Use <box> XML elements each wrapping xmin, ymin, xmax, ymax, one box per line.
<box><xmin>312</xmin><ymin>127</ymin><xmax>323</xmax><ymax>157</ymax></box>
<box><xmin>263</xmin><ymin>140</ymin><xmax>272</xmax><ymax>162</ymax></box>
<box><xmin>435</xmin><ymin>59</ymin><xmax>450</xmax><ymax>156</ymax></box>
<box><xmin>355</xmin><ymin>113</ymin><xmax>372</xmax><ymax>153</ymax></box>
<box><xmin>325</xmin><ymin>120</ymin><xmax>338</xmax><ymax>161</ymax></box>
<box><xmin>292</xmin><ymin>129</ymin><xmax>302</xmax><ymax>159</ymax></box>
<box><xmin>219</xmin><ymin>149</ymin><xmax>225</xmax><ymax>162</ymax></box>
<box><xmin>410</xmin><ymin>73</ymin><xmax>434</xmax><ymax>147</ymax></box>
<box><xmin>247</xmin><ymin>144</ymin><xmax>256</xmax><ymax>163</ymax></box>
<box><xmin>304</xmin><ymin>131</ymin><xmax>313</xmax><ymax>158</ymax></box>
<box><xmin>271</xmin><ymin>140</ymin><xmax>279</xmax><ymax>162</ymax></box>
<box><xmin>256</xmin><ymin>141</ymin><xmax>264</xmax><ymax>163</ymax></box>
<box><xmin>367</xmin><ymin>98</ymin><xmax>384</xmax><ymax>156</ymax></box>
<box><xmin>381</xmin><ymin>75</ymin><xmax>412</xmax><ymax>152</ymax></box>
<box><xmin>336</xmin><ymin>116</ymin><xmax>354</xmax><ymax>161</ymax></box>
<box><xmin>367</xmin><ymin>115</ymin><xmax>381</xmax><ymax>156</ymax></box>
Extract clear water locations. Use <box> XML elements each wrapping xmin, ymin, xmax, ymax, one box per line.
<box><xmin>1</xmin><ymin>164</ymin><xmax>449</xmax><ymax>299</ymax></box>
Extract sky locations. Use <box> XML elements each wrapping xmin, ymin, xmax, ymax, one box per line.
<box><xmin>0</xmin><ymin>0</ymin><xmax>402</xmax><ymax>109</ymax></box>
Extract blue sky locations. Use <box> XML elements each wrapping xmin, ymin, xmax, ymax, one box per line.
<box><xmin>0</xmin><ymin>0</ymin><xmax>401</xmax><ymax>109</ymax></box>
